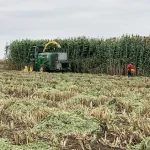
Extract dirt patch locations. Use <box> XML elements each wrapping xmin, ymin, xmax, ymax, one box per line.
<box><xmin>62</xmin><ymin>135</ymin><xmax>122</xmax><ymax>150</ymax></box>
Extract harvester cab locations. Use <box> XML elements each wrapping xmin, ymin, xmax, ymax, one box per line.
<box><xmin>30</xmin><ymin>46</ymin><xmax>44</xmax><ymax>59</ymax></box>
<box><xmin>23</xmin><ymin>41</ymin><xmax>70</xmax><ymax>72</ymax></box>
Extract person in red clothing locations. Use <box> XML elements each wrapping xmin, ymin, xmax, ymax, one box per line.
<box><xmin>127</xmin><ymin>62</ymin><xmax>134</xmax><ymax>77</ymax></box>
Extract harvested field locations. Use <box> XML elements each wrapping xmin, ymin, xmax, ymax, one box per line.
<box><xmin>0</xmin><ymin>71</ymin><xmax>149</xmax><ymax>150</ymax></box>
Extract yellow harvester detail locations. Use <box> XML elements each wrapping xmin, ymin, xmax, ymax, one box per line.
<box><xmin>43</xmin><ymin>41</ymin><xmax>61</xmax><ymax>52</ymax></box>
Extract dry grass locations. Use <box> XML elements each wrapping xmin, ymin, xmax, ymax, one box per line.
<box><xmin>0</xmin><ymin>71</ymin><xmax>149</xmax><ymax>149</ymax></box>
<box><xmin>0</xmin><ymin>59</ymin><xmax>5</xmax><ymax>72</ymax></box>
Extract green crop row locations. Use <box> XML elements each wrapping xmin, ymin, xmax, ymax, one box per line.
<box><xmin>5</xmin><ymin>35</ymin><xmax>150</xmax><ymax>76</ymax></box>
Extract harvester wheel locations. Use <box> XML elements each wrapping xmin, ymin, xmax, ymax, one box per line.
<box><xmin>29</xmin><ymin>63</ymin><xmax>34</xmax><ymax>72</ymax></box>
<box><xmin>40</xmin><ymin>65</ymin><xmax>46</xmax><ymax>72</ymax></box>
<box><xmin>23</xmin><ymin>65</ymin><xmax>29</xmax><ymax>72</ymax></box>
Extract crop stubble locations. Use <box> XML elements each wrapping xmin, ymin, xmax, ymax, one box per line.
<box><xmin>0</xmin><ymin>71</ymin><xmax>149</xmax><ymax>149</ymax></box>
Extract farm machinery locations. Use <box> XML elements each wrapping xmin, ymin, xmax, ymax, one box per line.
<box><xmin>23</xmin><ymin>41</ymin><xmax>70</xmax><ymax>72</ymax></box>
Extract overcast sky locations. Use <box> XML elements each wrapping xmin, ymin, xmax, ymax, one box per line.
<box><xmin>0</xmin><ymin>0</ymin><xmax>150</xmax><ymax>58</ymax></box>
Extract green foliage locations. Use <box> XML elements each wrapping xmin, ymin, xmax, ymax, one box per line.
<box><xmin>6</xmin><ymin>35</ymin><xmax>150</xmax><ymax>75</ymax></box>
<box><xmin>33</xmin><ymin>110</ymin><xmax>98</xmax><ymax>135</ymax></box>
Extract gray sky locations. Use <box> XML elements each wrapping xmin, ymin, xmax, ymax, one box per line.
<box><xmin>0</xmin><ymin>0</ymin><xmax>150</xmax><ymax>58</ymax></box>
